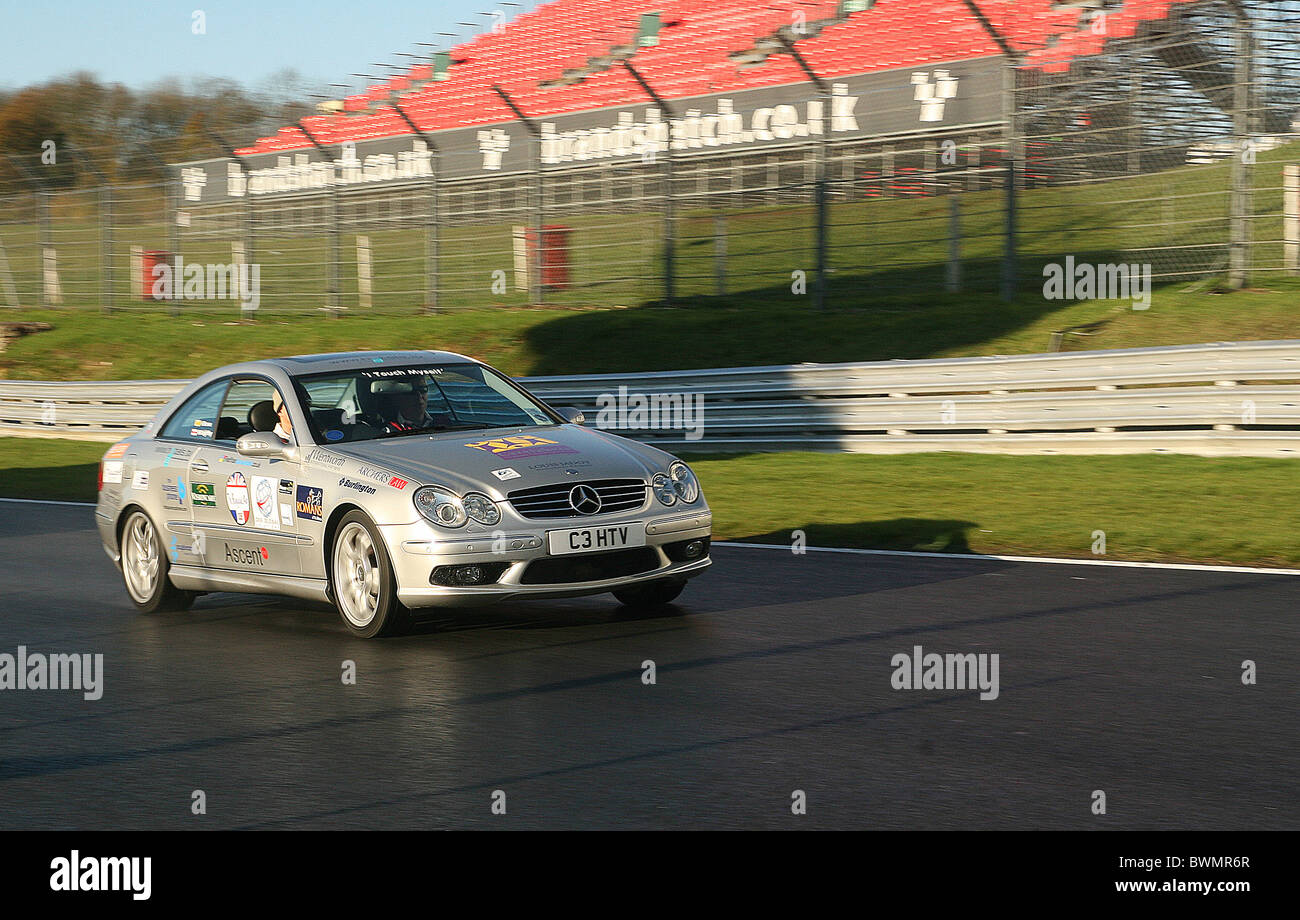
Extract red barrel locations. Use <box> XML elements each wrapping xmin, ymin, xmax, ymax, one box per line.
<box><xmin>526</xmin><ymin>226</ymin><xmax>571</xmax><ymax>290</ymax></box>
<box><xmin>141</xmin><ymin>250</ymin><xmax>172</xmax><ymax>301</ymax></box>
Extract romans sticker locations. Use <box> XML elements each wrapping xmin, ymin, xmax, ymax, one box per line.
<box><xmin>295</xmin><ymin>485</ymin><xmax>324</xmax><ymax>522</ymax></box>
<box><xmin>225</xmin><ymin>472</ymin><xmax>250</xmax><ymax>525</ymax></box>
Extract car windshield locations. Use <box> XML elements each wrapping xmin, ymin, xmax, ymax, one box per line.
<box><xmin>292</xmin><ymin>363</ymin><xmax>559</xmax><ymax>444</ymax></box>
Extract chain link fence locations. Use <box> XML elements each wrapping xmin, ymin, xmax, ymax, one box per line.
<box><xmin>0</xmin><ymin>0</ymin><xmax>1296</xmax><ymax>317</ymax></box>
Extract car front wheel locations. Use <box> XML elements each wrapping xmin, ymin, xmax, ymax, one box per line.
<box><xmin>120</xmin><ymin>509</ymin><xmax>196</xmax><ymax>613</ymax></box>
<box><xmin>612</xmin><ymin>578</ymin><xmax>686</xmax><ymax>609</ymax></box>
<box><xmin>330</xmin><ymin>511</ymin><xmax>409</xmax><ymax>638</ymax></box>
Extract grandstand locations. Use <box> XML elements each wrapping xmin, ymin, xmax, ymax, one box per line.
<box><xmin>232</xmin><ymin>0</ymin><xmax>1216</xmax><ymax>157</ymax></box>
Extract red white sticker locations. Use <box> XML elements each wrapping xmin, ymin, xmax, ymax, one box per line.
<box><xmin>225</xmin><ymin>472</ymin><xmax>250</xmax><ymax>525</ymax></box>
<box><xmin>389</xmin><ymin>476</ymin><xmax>409</xmax><ymax>490</ymax></box>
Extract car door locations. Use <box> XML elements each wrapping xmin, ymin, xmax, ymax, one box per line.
<box><xmin>148</xmin><ymin>377</ymin><xmax>231</xmax><ymax>568</ymax></box>
<box><xmin>187</xmin><ymin>377</ymin><xmax>305</xmax><ymax>578</ymax></box>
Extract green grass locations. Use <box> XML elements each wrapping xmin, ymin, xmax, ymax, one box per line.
<box><xmin>689</xmin><ymin>452</ymin><xmax>1300</xmax><ymax>568</ymax></box>
<box><xmin>0</xmin><ymin>438</ymin><xmax>108</xmax><ymax>503</ymax></box>
<box><xmin>2</xmin><ymin>142</ymin><xmax>1299</xmax><ymax>380</ymax></box>
<box><xmin>4</xmin><ymin>274</ymin><xmax>1300</xmax><ymax>381</ymax></box>
<box><xmin>6</xmin><ymin>438</ymin><xmax>1297</xmax><ymax>567</ymax></box>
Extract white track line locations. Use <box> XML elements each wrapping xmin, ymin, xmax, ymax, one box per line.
<box><xmin>1</xmin><ymin>498</ymin><xmax>1295</xmax><ymax>577</ymax></box>
<box><xmin>713</xmin><ymin>541</ymin><xmax>1300</xmax><ymax>577</ymax></box>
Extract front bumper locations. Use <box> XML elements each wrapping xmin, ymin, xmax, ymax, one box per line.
<box><xmin>380</xmin><ymin>508</ymin><xmax>712</xmax><ymax>608</ymax></box>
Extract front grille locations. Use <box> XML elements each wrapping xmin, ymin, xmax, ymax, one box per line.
<box><xmin>508</xmin><ymin>478</ymin><xmax>648</xmax><ymax>519</ymax></box>
<box><xmin>520</xmin><ymin>547</ymin><xmax>661</xmax><ymax>585</ymax></box>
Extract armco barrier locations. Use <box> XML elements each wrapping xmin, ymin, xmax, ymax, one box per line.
<box><xmin>2</xmin><ymin>342</ymin><xmax>1299</xmax><ymax>456</ymax></box>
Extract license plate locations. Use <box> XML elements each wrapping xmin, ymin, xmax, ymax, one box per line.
<box><xmin>547</xmin><ymin>523</ymin><xmax>645</xmax><ymax>556</ymax></box>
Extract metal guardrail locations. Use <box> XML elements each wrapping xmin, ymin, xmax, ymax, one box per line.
<box><xmin>2</xmin><ymin>341</ymin><xmax>1300</xmax><ymax>456</ymax></box>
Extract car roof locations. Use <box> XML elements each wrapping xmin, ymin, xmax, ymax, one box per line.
<box><xmin>224</xmin><ymin>350</ymin><xmax>479</xmax><ymax>378</ymax></box>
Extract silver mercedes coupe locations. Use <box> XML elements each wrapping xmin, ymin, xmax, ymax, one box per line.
<box><xmin>94</xmin><ymin>351</ymin><xmax>712</xmax><ymax>637</ymax></box>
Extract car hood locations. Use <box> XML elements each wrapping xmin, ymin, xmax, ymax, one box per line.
<box><xmin>321</xmin><ymin>424</ymin><xmax>672</xmax><ymax>498</ymax></box>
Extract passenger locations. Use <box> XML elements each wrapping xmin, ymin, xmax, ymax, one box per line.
<box><xmin>272</xmin><ymin>391</ymin><xmax>293</xmax><ymax>442</ymax></box>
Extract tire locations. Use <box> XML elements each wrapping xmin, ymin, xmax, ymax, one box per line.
<box><xmin>119</xmin><ymin>509</ymin><xmax>196</xmax><ymax>613</ymax></box>
<box><xmin>330</xmin><ymin>511</ymin><xmax>410</xmax><ymax>638</ymax></box>
<box><xmin>612</xmin><ymin>578</ymin><xmax>686</xmax><ymax>609</ymax></box>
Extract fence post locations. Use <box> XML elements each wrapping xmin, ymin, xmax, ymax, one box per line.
<box><xmin>166</xmin><ymin>169</ymin><xmax>181</xmax><ymax>317</ymax></box>
<box><xmin>37</xmin><ymin>189</ymin><xmax>51</xmax><ymax>309</ymax></box>
<box><xmin>426</xmin><ymin>151</ymin><xmax>440</xmax><ymax>313</ymax></box>
<box><xmin>947</xmin><ymin>194</ymin><xmax>962</xmax><ymax>293</ymax></box>
<box><xmin>100</xmin><ymin>183</ymin><xmax>113</xmax><ymax>313</ymax></box>
<box><xmin>1285</xmin><ymin>164</ymin><xmax>1299</xmax><ymax>275</ymax></box>
<box><xmin>714</xmin><ymin>213</ymin><xmax>727</xmax><ymax>296</ymax></box>
<box><xmin>1227</xmin><ymin>11</ymin><xmax>1253</xmax><ymax>290</ymax></box>
<box><xmin>1000</xmin><ymin>57</ymin><xmax>1019</xmax><ymax>302</ymax></box>
<box><xmin>491</xmin><ymin>86</ymin><xmax>545</xmax><ymax>305</ymax></box>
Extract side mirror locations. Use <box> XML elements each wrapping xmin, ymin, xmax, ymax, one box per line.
<box><xmin>236</xmin><ymin>432</ymin><xmax>290</xmax><ymax>459</ymax></box>
<box><xmin>557</xmin><ymin>406</ymin><xmax>586</xmax><ymax>425</ymax></box>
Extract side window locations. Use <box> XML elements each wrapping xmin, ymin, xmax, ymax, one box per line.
<box><xmin>160</xmin><ymin>379</ymin><xmax>229</xmax><ymax>442</ymax></box>
<box><xmin>219</xmin><ymin>380</ymin><xmax>286</xmax><ymax>444</ymax></box>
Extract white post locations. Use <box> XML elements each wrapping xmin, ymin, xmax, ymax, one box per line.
<box><xmin>42</xmin><ymin>248</ymin><xmax>61</xmax><ymax>306</ymax></box>
<box><xmin>512</xmin><ymin>225</ymin><xmax>529</xmax><ymax>291</ymax></box>
<box><xmin>355</xmin><ymin>235</ymin><xmax>372</xmax><ymax>310</ymax></box>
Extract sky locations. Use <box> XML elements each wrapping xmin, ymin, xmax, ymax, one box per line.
<box><xmin>1</xmin><ymin>0</ymin><xmax>534</xmax><ymax>94</ymax></box>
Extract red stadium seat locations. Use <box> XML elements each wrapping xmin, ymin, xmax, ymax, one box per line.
<box><xmin>244</xmin><ymin>0</ymin><xmax>1195</xmax><ymax>150</ymax></box>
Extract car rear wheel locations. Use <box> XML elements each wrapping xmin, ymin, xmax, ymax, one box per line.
<box><xmin>330</xmin><ymin>511</ymin><xmax>409</xmax><ymax>638</ymax></box>
<box><xmin>120</xmin><ymin>510</ymin><xmax>196</xmax><ymax>613</ymax></box>
<box><xmin>612</xmin><ymin>578</ymin><xmax>686</xmax><ymax>609</ymax></box>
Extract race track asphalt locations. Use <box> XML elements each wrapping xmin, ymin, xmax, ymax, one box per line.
<box><xmin>1</xmin><ymin>501</ymin><xmax>1296</xmax><ymax>830</ymax></box>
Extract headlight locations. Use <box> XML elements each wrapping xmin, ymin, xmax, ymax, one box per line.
<box><xmin>669</xmin><ymin>461</ymin><xmax>699</xmax><ymax>503</ymax></box>
<box><xmin>651</xmin><ymin>473</ymin><xmax>677</xmax><ymax>506</ymax></box>
<box><xmin>462</xmin><ymin>492</ymin><xmax>501</xmax><ymax>526</ymax></box>
<box><xmin>414</xmin><ymin>486</ymin><xmax>467</xmax><ymax>528</ymax></box>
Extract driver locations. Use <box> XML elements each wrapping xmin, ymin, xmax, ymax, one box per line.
<box><xmin>380</xmin><ymin>377</ymin><xmax>441</xmax><ymax>431</ymax></box>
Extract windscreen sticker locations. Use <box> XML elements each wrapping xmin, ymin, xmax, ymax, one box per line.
<box><xmin>251</xmin><ymin>476</ymin><xmax>280</xmax><ymax>531</ymax></box>
<box><xmin>102</xmin><ymin>461</ymin><xmax>124</xmax><ymax>484</ymax></box>
<box><xmin>464</xmin><ymin>435</ymin><xmax>578</xmax><ymax>458</ymax></box>
<box><xmin>225</xmin><ymin>472</ymin><xmax>250</xmax><ymax>525</ymax></box>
